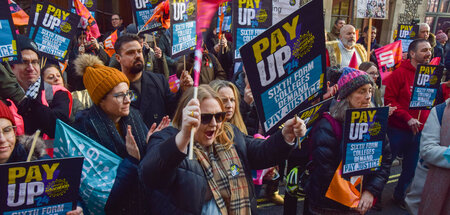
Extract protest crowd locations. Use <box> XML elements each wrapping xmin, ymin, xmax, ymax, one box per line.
<box><xmin>1</xmin><ymin>0</ymin><xmax>449</xmax><ymax>215</ymax></box>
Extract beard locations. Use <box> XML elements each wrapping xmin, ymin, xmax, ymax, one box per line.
<box><xmin>130</xmin><ymin>60</ymin><xmax>144</xmax><ymax>74</ymax></box>
<box><xmin>343</xmin><ymin>39</ymin><xmax>355</xmax><ymax>48</ymax></box>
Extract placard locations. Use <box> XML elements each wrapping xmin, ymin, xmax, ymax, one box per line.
<box><xmin>130</xmin><ymin>0</ymin><xmax>164</xmax><ymax>32</ymax></box>
<box><xmin>169</xmin><ymin>0</ymin><xmax>197</xmax><ymax>57</ymax></box>
<box><xmin>273</xmin><ymin>0</ymin><xmax>300</xmax><ymax>24</ymax></box>
<box><xmin>409</xmin><ymin>64</ymin><xmax>444</xmax><ymax>110</ymax></box>
<box><xmin>240</xmin><ymin>0</ymin><xmax>326</xmax><ymax>134</ymax></box>
<box><xmin>0</xmin><ymin>0</ymin><xmax>20</xmax><ymax>62</ymax></box>
<box><xmin>374</xmin><ymin>40</ymin><xmax>403</xmax><ymax>81</ymax></box>
<box><xmin>342</xmin><ymin>107</ymin><xmax>388</xmax><ymax>177</ymax></box>
<box><xmin>356</xmin><ymin>0</ymin><xmax>388</xmax><ymax>19</ymax></box>
<box><xmin>27</xmin><ymin>1</ymin><xmax>44</xmax><ymax>39</ymax></box>
<box><xmin>397</xmin><ymin>24</ymin><xmax>418</xmax><ymax>52</ymax></box>
<box><xmin>32</xmin><ymin>3</ymin><xmax>81</xmax><ymax>61</ymax></box>
<box><xmin>0</xmin><ymin>157</ymin><xmax>83</xmax><ymax>215</ymax></box>
<box><xmin>216</xmin><ymin>2</ymin><xmax>232</xmax><ymax>33</ymax></box>
<box><xmin>232</xmin><ymin>0</ymin><xmax>272</xmax><ymax>62</ymax></box>
<box><xmin>68</xmin><ymin>0</ymin><xmax>96</xmax><ymax>18</ymax></box>
<box><xmin>297</xmin><ymin>97</ymin><xmax>334</xmax><ymax>144</ymax></box>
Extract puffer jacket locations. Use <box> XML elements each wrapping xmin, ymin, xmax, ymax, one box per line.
<box><xmin>305</xmin><ymin>116</ymin><xmax>392</xmax><ymax>210</ymax></box>
<box><xmin>139</xmin><ymin>125</ymin><xmax>295</xmax><ymax>215</ymax></box>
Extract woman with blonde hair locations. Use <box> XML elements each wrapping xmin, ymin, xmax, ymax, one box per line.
<box><xmin>210</xmin><ymin>80</ymin><xmax>247</xmax><ymax>134</ymax></box>
<box><xmin>139</xmin><ymin>84</ymin><xmax>306</xmax><ymax>214</ymax></box>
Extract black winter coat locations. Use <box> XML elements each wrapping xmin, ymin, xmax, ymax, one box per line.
<box><xmin>131</xmin><ymin>71</ymin><xmax>181</xmax><ymax>129</ymax></box>
<box><xmin>305</xmin><ymin>117</ymin><xmax>392</xmax><ymax>210</ymax></box>
<box><xmin>139</xmin><ymin>125</ymin><xmax>295</xmax><ymax>215</ymax></box>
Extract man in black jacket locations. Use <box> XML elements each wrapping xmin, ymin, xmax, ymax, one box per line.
<box><xmin>0</xmin><ymin>35</ymin><xmax>71</xmax><ymax>138</ymax></box>
<box><xmin>114</xmin><ymin>34</ymin><xmax>193</xmax><ymax>128</ymax></box>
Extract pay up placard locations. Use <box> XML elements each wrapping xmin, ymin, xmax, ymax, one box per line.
<box><xmin>397</xmin><ymin>24</ymin><xmax>418</xmax><ymax>52</ymax></box>
<box><xmin>130</xmin><ymin>0</ymin><xmax>164</xmax><ymax>33</ymax></box>
<box><xmin>409</xmin><ymin>64</ymin><xmax>444</xmax><ymax>109</ymax></box>
<box><xmin>0</xmin><ymin>0</ymin><xmax>20</xmax><ymax>62</ymax></box>
<box><xmin>240</xmin><ymin>0</ymin><xmax>326</xmax><ymax>134</ymax></box>
<box><xmin>169</xmin><ymin>0</ymin><xmax>197</xmax><ymax>58</ymax></box>
<box><xmin>0</xmin><ymin>157</ymin><xmax>83</xmax><ymax>215</ymax></box>
<box><xmin>32</xmin><ymin>2</ymin><xmax>81</xmax><ymax>61</ymax></box>
<box><xmin>342</xmin><ymin>107</ymin><xmax>388</xmax><ymax>177</ymax></box>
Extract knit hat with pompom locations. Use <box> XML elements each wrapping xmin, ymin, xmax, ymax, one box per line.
<box><xmin>74</xmin><ymin>54</ymin><xmax>129</xmax><ymax>105</ymax></box>
<box><xmin>337</xmin><ymin>67</ymin><xmax>374</xmax><ymax>100</ymax></box>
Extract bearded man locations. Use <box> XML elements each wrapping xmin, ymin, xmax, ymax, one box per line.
<box><xmin>326</xmin><ymin>24</ymin><xmax>368</xmax><ymax>67</ymax></box>
<box><xmin>115</xmin><ymin>34</ymin><xmax>193</xmax><ymax>128</ymax></box>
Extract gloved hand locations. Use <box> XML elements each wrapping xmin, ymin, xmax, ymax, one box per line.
<box><xmin>0</xmin><ymin>62</ymin><xmax>25</xmax><ymax>104</ymax></box>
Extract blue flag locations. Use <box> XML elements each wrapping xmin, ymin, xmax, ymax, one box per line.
<box><xmin>53</xmin><ymin>119</ymin><xmax>122</xmax><ymax>215</ymax></box>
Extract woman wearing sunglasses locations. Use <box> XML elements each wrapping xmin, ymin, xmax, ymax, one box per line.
<box><xmin>140</xmin><ymin>84</ymin><xmax>306</xmax><ymax>215</ymax></box>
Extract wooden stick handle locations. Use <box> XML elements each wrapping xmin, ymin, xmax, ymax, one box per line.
<box><xmin>188</xmin><ymin>87</ymin><xmax>198</xmax><ymax>160</ymax></box>
<box><xmin>27</xmin><ymin>130</ymin><xmax>41</xmax><ymax>162</ymax></box>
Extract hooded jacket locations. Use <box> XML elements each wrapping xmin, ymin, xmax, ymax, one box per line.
<box><xmin>384</xmin><ymin>59</ymin><xmax>430</xmax><ymax>131</ymax></box>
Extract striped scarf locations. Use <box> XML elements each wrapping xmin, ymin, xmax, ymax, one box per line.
<box><xmin>194</xmin><ymin>142</ymin><xmax>251</xmax><ymax>215</ymax></box>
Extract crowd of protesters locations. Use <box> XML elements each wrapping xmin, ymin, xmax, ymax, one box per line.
<box><xmin>1</xmin><ymin>4</ymin><xmax>450</xmax><ymax>215</ymax></box>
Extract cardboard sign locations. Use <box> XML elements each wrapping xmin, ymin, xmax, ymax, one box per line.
<box><xmin>169</xmin><ymin>0</ymin><xmax>197</xmax><ymax>57</ymax></box>
<box><xmin>356</xmin><ymin>0</ymin><xmax>388</xmax><ymax>19</ymax></box>
<box><xmin>54</xmin><ymin>120</ymin><xmax>122</xmax><ymax>215</ymax></box>
<box><xmin>0</xmin><ymin>157</ymin><xmax>83</xmax><ymax>215</ymax></box>
<box><xmin>240</xmin><ymin>0</ymin><xmax>326</xmax><ymax>134</ymax></box>
<box><xmin>68</xmin><ymin>0</ymin><xmax>96</xmax><ymax>18</ymax></box>
<box><xmin>397</xmin><ymin>24</ymin><xmax>418</xmax><ymax>52</ymax></box>
<box><xmin>342</xmin><ymin>107</ymin><xmax>388</xmax><ymax>177</ymax></box>
<box><xmin>27</xmin><ymin>0</ymin><xmax>44</xmax><ymax>39</ymax></box>
<box><xmin>409</xmin><ymin>64</ymin><xmax>444</xmax><ymax>110</ymax></box>
<box><xmin>216</xmin><ymin>2</ymin><xmax>232</xmax><ymax>33</ymax></box>
<box><xmin>130</xmin><ymin>0</ymin><xmax>164</xmax><ymax>32</ymax></box>
<box><xmin>0</xmin><ymin>0</ymin><xmax>20</xmax><ymax>62</ymax></box>
<box><xmin>232</xmin><ymin>0</ymin><xmax>272</xmax><ymax>62</ymax></box>
<box><xmin>32</xmin><ymin>2</ymin><xmax>81</xmax><ymax>61</ymax></box>
<box><xmin>374</xmin><ymin>40</ymin><xmax>403</xmax><ymax>81</ymax></box>
<box><xmin>272</xmin><ymin>0</ymin><xmax>300</xmax><ymax>24</ymax></box>
<box><xmin>297</xmin><ymin>97</ymin><xmax>334</xmax><ymax>144</ymax></box>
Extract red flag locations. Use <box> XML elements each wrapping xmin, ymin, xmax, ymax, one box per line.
<box><xmin>374</xmin><ymin>40</ymin><xmax>403</xmax><ymax>81</ymax></box>
<box><xmin>349</xmin><ymin>52</ymin><xmax>358</xmax><ymax>69</ymax></box>
<box><xmin>74</xmin><ymin>0</ymin><xmax>100</xmax><ymax>39</ymax></box>
<box><xmin>194</xmin><ymin>0</ymin><xmax>231</xmax><ymax>86</ymax></box>
<box><xmin>429</xmin><ymin>57</ymin><xmax>441</xmax><ymax>65</ymax></box>
<box><xmin>8</xmin><ymin>0</ymin><xmax>29</xmax><ymax>26</ymax></box>
<box><xmin>141</xmin><ymin>0</ymin><xmax>170</xmax><ymax>31</ymax></box>
<box><xmin>218</xmin><ymin>3</ymin><xmax>225</xmax><ymax>39</ymax></box>
<box><xmin>104</xmin><ymin>30</ymin><xmax>118</xmax><ymax>57</ymax></box>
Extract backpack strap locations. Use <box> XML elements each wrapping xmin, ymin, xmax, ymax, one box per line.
<box><xmin>435</xmin><ymin>102</ymin><xmax>447</xmax><ymax>126</ymax></box>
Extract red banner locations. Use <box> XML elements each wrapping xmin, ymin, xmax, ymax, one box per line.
<box><xmin>8</xmin><ymin>0</ymin><xmax>29</xmax><ymax>26</ymax></box>
<box><xmin>74</xmin><ymin>0</ymin><xmax>100</xmax><ymax>39</ymax></box>
<box><xmin>374</xmin><ymin>40</ymin><xmax>403</xmax><ymax>81</ymax></box>
<box><xmin>104</xmin><ymin>30</ymin><xmax>118</xmax><ymax>57</ymax></box>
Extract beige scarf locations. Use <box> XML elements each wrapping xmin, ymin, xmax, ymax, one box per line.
<box><xmin>194</xmin><ymin>142</ymin><xmax>251</xmax><ymax>215</ymax></box>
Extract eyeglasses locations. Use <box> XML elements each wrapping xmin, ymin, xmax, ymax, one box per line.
<box><xmin>201</xmin><ymin>112</ymin><xmax>226</xmax><ymax>124</ymax></box>
<box><xmin>0</xmin><ymin>126</ymin><xmax>16</xmax><ymax>138</ymax></box>
<box><xmin>112</xmin><ymin>90</ymin><xmax>134</xmax><ymax>103</ymax></box>
<box><xmin>19</xmin><ymin>59</ymin><xmax>40</xmax><ymax>67</ymax></box>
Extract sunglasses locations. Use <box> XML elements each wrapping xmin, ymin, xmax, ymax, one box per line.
<box><xmin>201</xmin><ymin>112</ymin><xmax>226</xmax><ymax>124</ymax></box>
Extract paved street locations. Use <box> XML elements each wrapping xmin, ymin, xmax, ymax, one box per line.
<box><xmin>256</xmin><ymin>164</ymin><xmax>408</xmax><ymax>215</ymax></box>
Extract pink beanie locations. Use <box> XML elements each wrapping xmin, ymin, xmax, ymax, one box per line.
<box><xmin>436</xmin><ymin>30</ymin><xmax>448</xmax><ymax>43</ymax></box>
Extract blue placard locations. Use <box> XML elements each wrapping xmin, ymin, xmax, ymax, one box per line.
<box><xmin>409</xmin><ymin>64</ymin><xmax>444</xmax><ymax>110</ymax></box>
<box><xmin>0</xmin><ymin>1</ymin><xmax>20</xmax><ymax>62</ymax></box>
<box><xmin>239</xmin><ymin>0</ymin><xmax>326</xmax><ymax>134</ymax></box>
<box><xmin>0</xmin><ymin>157</ymin><xmax>83</xmax><ymax>215</ymax></box>
<box><xmin>32</xmin><ymin>2</ymin><xmax>81</xmax><ymax>61</ymax></box>
<box><xmin>397</xmin><ymin>24</ymin><xmax>418</xmax><ymax>52</ymax></box>
<box><xmin>342</xmin><ymin>107</ymin><xmax>389</xmax><ymax>177</ymax></box>
<box><xmin>216</xmin><ymin>2</ymin><xmax>232</xmax><ymax>33</ymax></box>
<box><xmin>130</xmin><ymin>0</ymin><xmax>163</xmax><ymax>33</ymax></box>
<box><xmin>232</xmin><ymin>0</ymin><xmax>272</xmax><ymax>62</ymax></box>
<box><xmin>170</xmin><ymin>0</ymin><xmax>197</xmax><ymax>57</ymax></box>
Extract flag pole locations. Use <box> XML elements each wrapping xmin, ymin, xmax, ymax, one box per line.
<box><xmin>27</xmin><ymin>130</ymin><xmax>41</xmax><ymax>162</ymax></box>
<box><xmin>366</xmin><ymin>18</ymin><xmax>372</xmax><ymax>60</ymax></box>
